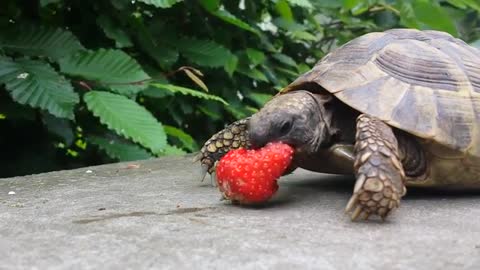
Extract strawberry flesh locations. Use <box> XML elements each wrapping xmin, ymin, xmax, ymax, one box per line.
<box><xmin>216</xmin><ymin>142</ymin><xmax>294</xmax><ymax>204</ymax></box>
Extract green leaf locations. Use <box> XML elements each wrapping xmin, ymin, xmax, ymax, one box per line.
<box><xmin>401</xmin><ymin>0</ymin><xmax>458</xmax><ymax>36</ymax></box>
<box><xmin>88</xmin><ymin>136</ymin><xmax>153</xmax><ymax>161</ymax></box>
<box><xmin>343</xmin><ymin>0</ymin><xmax>356</xmax><ymax>9</ymax></box>
<box><xmin>246</xmin><ymin>48</ymin><xmax>266</xmax><ymax>66</ymax></box>
<box><xmin>314</xmin><ymin>0</ymin><xmax>342</xmax><ymax>8</ymax></box>
<box><xmin>272</xmin><ymin>53</ymin><xmax>297</xmax><ymax>67</ymax></box>
<box><xmin>137</xmin><ymin>0</ymin><xmax>182</xmax><ymax>8</ymax></box>
<box><xmin>84</xmin><ymin>91</ymin><xmax>167</xmax><ymax>154</ymax></box>
<box><xmin>447</xmin><ymin>0</ymin><xmax>480</xmax><ymax>12</ymax></box>
<box><xmin>275</xmin><ymin>0</ymin><xmax>294</xmax><ymax>22</ymax></box>
<box><xmin>275</xmin><ymin>66</ymin><xmax>300</xmax><ymax>78</ymax></box>
<box><xmin>287</xmin><ymin>0</ymin><xmax>313</xmax><ymax>9</ymax></box>
<box><xmin>274</xmin><ymin>18</ymin><xmax>308</xmax><ymax>32</ymax></box>
<box><xmin>224</xmin><ymin>54</ymin><xmax>239</xmax><ymax>77</ymax></box>
<box><xmin>40</xmin><ymin>0</ymin><xmax>61</xmax><ymax>6</ymax></box>
<box><xmin>164</xmin><ymin>125</ymin><xmax>198</xmax><ymax>151</ymax></box>
<box><xmin>0</xmin><ymin>56</ymin><xmax>79</xmax><ymax>119</ymax></box>
<box><xmin>0</xmin><ymin>25</ymin><xmax>84</xmax><ymax>60</ymax></box>
<box><xmin>136</xmin><ymin>31</ymin><xmax>179</xmax><ymax>69</ymax></box>
<box><xmin>237</xmin><ymin>66</ymin><xmax>269</xmax><ymax>82</ymax></box>
<box><xmin>209</xmin><ymin>9</ymin><xmax>259</xmax><ymax>34</ymax></box>
<box><xmin>247</xmin><ymin>92</ymin><xmax>273</xmax><ymax>107</ymax></box>
<box><xmin>199</xmin><ymin>0</ymin><xmax>220</xmax><ymax>11</ymax></box>
<box><xmin>97</xmin><ymin>15</ymin><xmax>133</xmax><ymax>48</ymax></box>
<box><xmin>343</xmin><ymin>0</ymin><xmax>371</xmax><ymax>14</ymax></box>
<box><xmin>291</xmin><ymin>30</ymin><xmax>317</xmax><ymax>41</ymax></box>
<box><xmin>59</xmin><ymin>49</ymin><xmax>150</xmax><ymax>95</ymax></box>
<box><xmin>176</xmin><ymin>38</ymin><xmax>233</xmax><ymax>68</ymax></box>
<box><xmin>161</xmin><ymin>144</ymin><xmax>187</xmax><ymax>156</ymax></box>
<box><xmin>150</xmin><ymin>83</ymin><xmax>228</xmax><ymax>105</ymax></box>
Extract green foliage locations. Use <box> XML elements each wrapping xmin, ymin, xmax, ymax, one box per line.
<box><xmin>150</xmin><ymin>83</ymin><xmax>228</xmax><ymax>105</ymax></box>
<box><xmin>88</xmin><ymin>136</ymin><xmax>153</xmax><ymax>161</ymax></box>
<box><xmin>0</xmin><ymin>25</ymin><xmax>84</xmax><ymax>60</ymax></box>
<box><xmin>0</xmin><ymin>0</ymin><xmax>479</xmax><ymax>177</ymax></box>
<box><xmin>84</xmin><ymin>91</ymin><xmax>166</xmax><ymax>154</ymax></box>
<box><xmin>59</xmin><ymin>49</ymin><xmax>150</xmax><ymax>95</ymax></box>
<box><xmin>0</xmin><ymin>56</ymin><xmax>78</xmax><ymax>119</ymax></box>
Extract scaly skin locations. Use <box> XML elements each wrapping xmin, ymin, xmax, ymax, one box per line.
<box><xmin>196</xmin><ymin>118</ymin><xmax>250</xmax><ymax>179</ymax></box>
<box><xmin>345</xmin><ymin>114</ymin><xmax>407</xmax><ymax>220</ymax></box>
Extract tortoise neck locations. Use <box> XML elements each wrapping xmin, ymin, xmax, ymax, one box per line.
<box><xmin>316</xmin><ymin>94</ymin><xmax>358</xmax><ymax>150</ymax></box>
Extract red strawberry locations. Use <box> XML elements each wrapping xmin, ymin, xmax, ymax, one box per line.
<box><xmin>216</xmin><ymin>142</ymin><xmax>294</xmax><ymax>204</ymax></box>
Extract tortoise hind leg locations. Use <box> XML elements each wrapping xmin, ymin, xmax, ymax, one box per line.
<box><xmin>345</xmin><ymin>114</ymin><xmax>406</xmax><ymax>221</ymax></box>
<box><xmin>196</xmin><ymin>118</ymin><xmax>250</xmax><ymax>181</ymax></box>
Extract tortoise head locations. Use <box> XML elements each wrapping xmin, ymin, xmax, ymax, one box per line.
<box><xmin>248</xmin><ymin>90</ymin><xmax>334</xmax><ymax>154</ymax></box>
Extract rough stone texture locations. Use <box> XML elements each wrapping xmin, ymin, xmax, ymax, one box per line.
<box><xmin>1</xmin><ymin>155</ymin><xmax>480</xmax><ymax>269</ymax></box>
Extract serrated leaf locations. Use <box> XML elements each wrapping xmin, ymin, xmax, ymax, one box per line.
<box><xmin>0</xmin><ymin>25</ymin><xmax>84</xmax><ymax>60</ymax></box>
<box><xmin>164</xmin><ymin>125</ymin><xmax>198</xmax><ymax>151</ymax></box>
<box><xmin>84</xmin><ymin>91</ymin><xmax>166</xmax><ymax>154</ymax></box>
<box><xmin>176</xmin><ymin>38</ymin><xmax>233</xmax><ymax>67</ymax></box>
<box><xmin>183</xmin><ymin>69</ymin><xmax>208</xmax><ymax>92</ymax></box>
<box><xmin>60</xmin><ymin>49</ymin><xmax>150</xmax><ymax>95</ymax></box>
<box><xmin>88</xmin><ymin>136</ymin><xmax>153</xmax><ymax>161</ymax></box>
<box><xmin>97</xmin><ymin>15</ymin><xmax>133</xmax><ymax>48</ymax></box>
<box><xmin>0</xmin><ymin>56</ymin><xmax>79</xmax><ymax>119</ymax></box>
<box><xmin>137</xmin><ymin>0</ymin><xmax>182</xmax><ymax>8</ymax></box>
<box><xmin>136</xmin><ymin>31</ymin><xmax>179</xmax><ymax>69</ymax></box>
<box><xmin>150</xmin><ymin>83</ymin><xmax>228</xmax><ymax>104</ymax></box>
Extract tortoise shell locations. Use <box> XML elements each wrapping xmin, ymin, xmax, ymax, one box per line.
<box><xmin>282</xmin><ymin>28</ymin><xmax>480</xmax><ymax>186</ymax></box>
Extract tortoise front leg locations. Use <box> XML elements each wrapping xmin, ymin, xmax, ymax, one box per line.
<box><xmin>345</xmin><ymin>114</ymin><xmax>407</xmax><ymax>221</ymax></box>
<box><xmin>196</xmin><ymin>118</ymin><xmax>250</xmax><ymax>180</ymax></box>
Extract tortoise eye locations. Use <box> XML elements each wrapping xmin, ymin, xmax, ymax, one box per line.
<box><xmin>279</xmin><ymin>120</ymin><xmax>292</xmax><ymax>135</ymax></box>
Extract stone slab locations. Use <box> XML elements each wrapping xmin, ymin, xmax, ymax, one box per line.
<box><xmin>1</xmin><ymin>156</ymin><xmax>480</xmax><ymax>269</ymax></box>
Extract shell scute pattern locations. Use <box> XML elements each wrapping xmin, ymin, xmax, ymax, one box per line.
<box><xmin>285</xmin><ymin>29</ymin><xmax>480</xmax><ymax>159</ymax></box>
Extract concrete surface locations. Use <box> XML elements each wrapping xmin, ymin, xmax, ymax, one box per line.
<box><xmin>1</xmin><ymin>155</ymin><xmax>480</xmax><ymax>270</ymax></box>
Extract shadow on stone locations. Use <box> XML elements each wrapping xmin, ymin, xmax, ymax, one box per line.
<box><xmin>281</xmin><ymin>172</ymin><xmax>480</xmax><ymax>200</ymax></box>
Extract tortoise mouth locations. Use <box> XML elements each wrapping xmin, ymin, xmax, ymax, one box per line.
<box><xmin>267</xmin><ymin>140</ymin><xmax>311</xmax><ymax>158</ymax></box>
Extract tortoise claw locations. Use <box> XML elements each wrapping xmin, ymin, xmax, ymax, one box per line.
<box><xmin>199</xmin><ymin>164</ymin><xmax>209</xmax><ymax>183</ymax></box>
<box><xmin>345</xmin><ymin>193</ymin><xmax>358</xmax><ymax>213</ymax></box>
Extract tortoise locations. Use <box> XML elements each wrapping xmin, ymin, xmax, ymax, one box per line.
<box><xmin>197</xmin><ymin>28</ymin><xmax>480</xmax><ymax>221</ymax></box>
